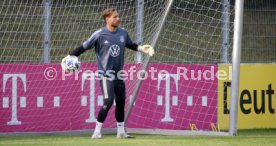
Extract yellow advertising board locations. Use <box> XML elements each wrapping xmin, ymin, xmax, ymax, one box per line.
<box><xmin>218</xmin><ymin>64</ymin><xmax>276</xmax><ymax>129</ymax></box>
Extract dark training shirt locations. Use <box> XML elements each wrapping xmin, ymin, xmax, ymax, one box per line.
<box><xmin>71</xmin><ymin>27</ymin><xmax>138</xmax><ymax>80</ymax></box>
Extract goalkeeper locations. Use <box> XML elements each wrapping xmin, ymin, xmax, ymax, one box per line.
<box><xmin>61</xmin><ymin>8</ymin><xmax>154</xmax><ymax>139</ymax></box>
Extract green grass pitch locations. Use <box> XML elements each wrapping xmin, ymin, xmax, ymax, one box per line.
<box><xmin>0</xmin><ymin>129</ymin><xmax>276</xmax><ymax>146</ymax></box>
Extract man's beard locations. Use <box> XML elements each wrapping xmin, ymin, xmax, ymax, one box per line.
<box><xmin>111</xmin><ymin>22</ymin><xmax>119</xmax><ymax>28</ymax></box>
<box><xmin>112</xmin><ymin>25</ymin><xmax>118</xmax><ymax>28</ymax></box>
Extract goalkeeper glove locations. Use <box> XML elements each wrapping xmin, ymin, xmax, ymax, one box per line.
<box><xmin>138</xmin><ymin>44</ymin><xmax>155</xmax><ymax>56</ymax></box>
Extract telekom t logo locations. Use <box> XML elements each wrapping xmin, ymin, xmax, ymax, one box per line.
<box><xmin>81</xmin><ymin>73</ymin><xmax>97</xmax><ymax>123</ymax></box>
<box><xmin>157</xmin><ymin>73</ymin><xmax>178</xmax><ymax>122</ymax></box>
<box><xmin>3</xmin><ymin>74</ymin><xmax>26</xmax><ymax>125</ymax></box>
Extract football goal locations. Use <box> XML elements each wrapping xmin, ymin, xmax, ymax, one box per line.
<box><xmin>0</xmin><ymin>0</ymin><xmax>244</xmax><ymax>136</ymax></box>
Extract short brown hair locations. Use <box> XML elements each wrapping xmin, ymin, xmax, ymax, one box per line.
<box><xmin>102</xmin><ymin>8</ymin><xmax>117</xmax><ymax>23</ymax></box>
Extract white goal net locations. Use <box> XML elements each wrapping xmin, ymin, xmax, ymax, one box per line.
<box><xmin>0</xmin><ymin>0</ymin><xmax>234</xmax><ymax>136</ymax></box>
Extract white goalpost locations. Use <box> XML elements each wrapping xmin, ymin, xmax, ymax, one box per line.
<box><xmin>0</xmin><ymin>0</ymin><xmax>243</xmax><ymax>136</ymax></box>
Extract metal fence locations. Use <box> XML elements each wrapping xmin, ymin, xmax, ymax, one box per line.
<box><xmin>241</xmin><ymin>0</ymin><xmax>276</xmax><ymax>63</ymax></box>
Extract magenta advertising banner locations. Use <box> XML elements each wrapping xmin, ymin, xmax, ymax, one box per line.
<box><xmin>0</xmin><ymin>63</ymin><xmax>218</xmax><ymax>132</ymax></box>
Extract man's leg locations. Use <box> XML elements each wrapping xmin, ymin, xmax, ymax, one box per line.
<box><xmin>114</xmin><ymin>80</ymin><xmax>125</xmax><ymax>123</ymax></box>
<box><xmin>114</xmin><ymin>80</ymin><xmax>134</xmax><ymax>138</ymax></box>
<box><xmin>92</xmin><ymin>77</ymin><xmax>114</xmax><ymax>139</ymax></box>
